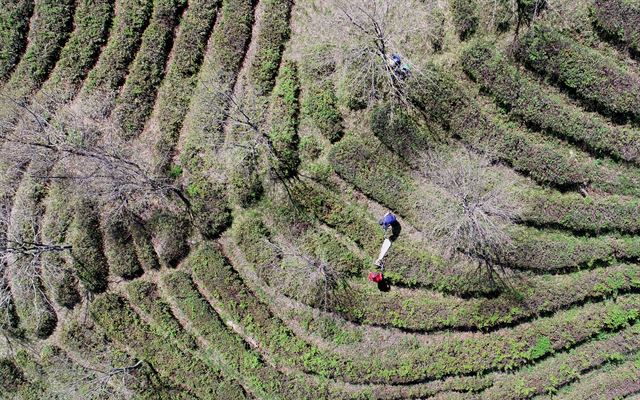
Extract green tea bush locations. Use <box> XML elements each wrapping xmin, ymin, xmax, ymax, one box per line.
<box><xmin>129</xmin><ymin>219</ymin><xmax>160</xmax><ymax>270</ymax></box>
<box><xmin>83</xmin><ymin>0</ymin><xmax>153</xmax><ymax>95</ymax></box>
<box><xmin>483</xmin><ymin>323</ymin><xmax>640</xmax><ymax>398</ymax></box>
<box><xmin>516</xmin><ymin>0</ymin><xmax>546</xmax><ymax>25</ymax></box>
<box><xmin>407</xmin><ymin>65</ymin><xmax>640</xmax><ymax>195</ymax></box>
<box><xmin>179</xmin><ymin>0</ymin><xmax>253</xmax><ymax>230</ymax></box>
<box><xmin>11</xmin><ymin>277</ymin><xmax>57</xmax><ymax>339</ymax></box>
<box><xmin>370</xmin><ymin>102</ymin><xmax>432</xmax><ymax>162</ymax></box>
<box><xmin>68</xmin><ymin>199</ymin><xmax>108</xmax><ymax>293</ymax></box>
<box><xmin>152</xmin><ymin>0</ymin><xmax>219</xmax><ymax>170</ymax></box>
<box><xmin>103</xmin><ymin>218</ymin><xmax>143</xmax><ymax>279</ymax></box>
<box><xmin>462</xmin><ymin>40</ymin><xmax>640</xmax><ymax>163</ymax></box>
<box><xmin>250</xmin><ymin>0</ymin><xmax>293</xmax><ymax>95</ymax></box>
<box><xmin>268</xmin><ymin>60</ymin><xmax>300</xmax><ymax>177</ymax></box>
<box><xmin>188</xmin><ymin>179</ymin><xmax>233</xmax><ymax>238</ymax></box>
<box><xmin>517</xmin><ymin>25</ymin><xmax>640</xmax><ymax>122</ymax></box>
<box><xmin>3</xmin><ymin>0</ymin><xmax>74</xmax><ymax>98</ymax></box>
<box><xmin>54</xmin><ymin>270</ymin><xmax>81</xmax><ymax>309</ymax></box>
<box><xmin>303</xmin><ymin>81</ymin><xmax>343</xmax><ymax>142</ymax></box>
<box><xmin>115</xmin><ymin>0</ymin><xmax>185</xmax><ymax>139</ymax></box>
<box><xmin>40</xmin><ymin>0</ymin><xmax>113</xmax><ymax>98</ymax></box>
<box><xmin>592</xmin><ymin>0</ymin><xmax>640</xmax><ymax>56</ymax></box>
<box><xmin>0</xmin><ymin>358</ymin><xmax>24</xmax><ymax>392</ymax></box>
<box><xmin>451</xmin><ymin>0</ymin><xmax>479</xmax><ymax>40</ymax></box>
<box><xmin>494</xmin><ymin>0</ymin><xmax>514</xmax><ymax>31</ymax></box>
<box><xmin>41</xmin><ymin>183</ymin><xmax>80</xmax><ymax>308</ymax></box>
<box><xmin>228</xmin><ymin>151</ymin><xmax>263</xmax><ymax>208</ymax></box>
<box><xmin>524</xmin><ymin>190</ymin><xmax>640</xmax><ymax>234</ymax></box>
<box><xmin>0</xmin><ymin>281</ymin><xmax>20</xmax><ymax>336</ymax></box>
<box><xmin>90</xmin><ymin>293</ymin><xmax>244</xmax><ymax>399</ymax></box>
<box><xmin>148</xmin><ymin>211</ymin><xmax>189</xmax><ymax>267</ymax></box>
<box><xmin>552</xmin><ymin>355</ymin><xmax>640</xmax><ymax>399</ymax></box>
<box><xmin>0</xmin><ymin>0</ymin><xmax>34</xmax><ymax>81</ymax></box>
<box><xmin>329</xmin><ymin>133</ymin><xmax>415</xmax><ymax>213</ymax></box>
<box><xmin>215</xmin><ymin>230</ymin><xmax>640</xmax><ymax>382</ymax></box>
<box><xmin>126</xmin><ymin>280</ymin><xmax>198</xmax><ymax>350</ymax></box>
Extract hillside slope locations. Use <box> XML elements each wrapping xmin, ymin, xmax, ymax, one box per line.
<box><xmin>2</xmin><ymin>0</ymin><xmax>640</xmax><ymax>398</ymax></box>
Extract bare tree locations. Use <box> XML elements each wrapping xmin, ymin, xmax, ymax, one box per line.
<box><xmin>0</xmin><ymin>93</ymin><xmax>189</xmax><ymax>219</ymax></box>
<box><xmin>51</xmin><ymin>357</ymin><xmax>143</xmax><ymax>400</ymax></box>
<box><xmin>263</xmin><ymin>239</ymin><xmax>346</xmax><ymax>311</ymax></box>
<box><xmin>513</xmin><ymin>0</ymin><xmax>547</xmax><ymax>39</ymax></box>
<box><xmin>301</xmin><ymin>0</ymin><xmax>436</xmax><ymax>104</ymax></box>
<box><xmin>200</xmin><ymin>87</ymin><xmax>299</xmax><ymax>204</ymax></box>
<box><xmin>422</xmin><ymin>147</ymin><xmax>522</xmax><ymax>284</ymax></box>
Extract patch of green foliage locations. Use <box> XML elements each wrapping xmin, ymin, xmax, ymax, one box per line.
<box><xmin>55</xmin><ymin>271</ymin><xmax>81</xmax><ymax>309</ymax></box>
<box><xmin>126</xmin><ymin>280</ymin><xmax>198</xmax><ymax>350</ymax></box>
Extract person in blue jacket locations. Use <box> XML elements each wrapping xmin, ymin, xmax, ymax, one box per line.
<box><xmin>379</xmin><ymin>212</ymin><xmax>396</xmax><ymax>230</ymax></box>
<box><xmin>379</xmin><ymin>211</ymin><xmax>400</xmax><ymax>240</ymax></box>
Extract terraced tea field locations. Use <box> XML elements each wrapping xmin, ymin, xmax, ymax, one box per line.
<box><xmin>2</xmin><ymin>0</ymin><xmax>640</xmax><ymax>398</ymax></box>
